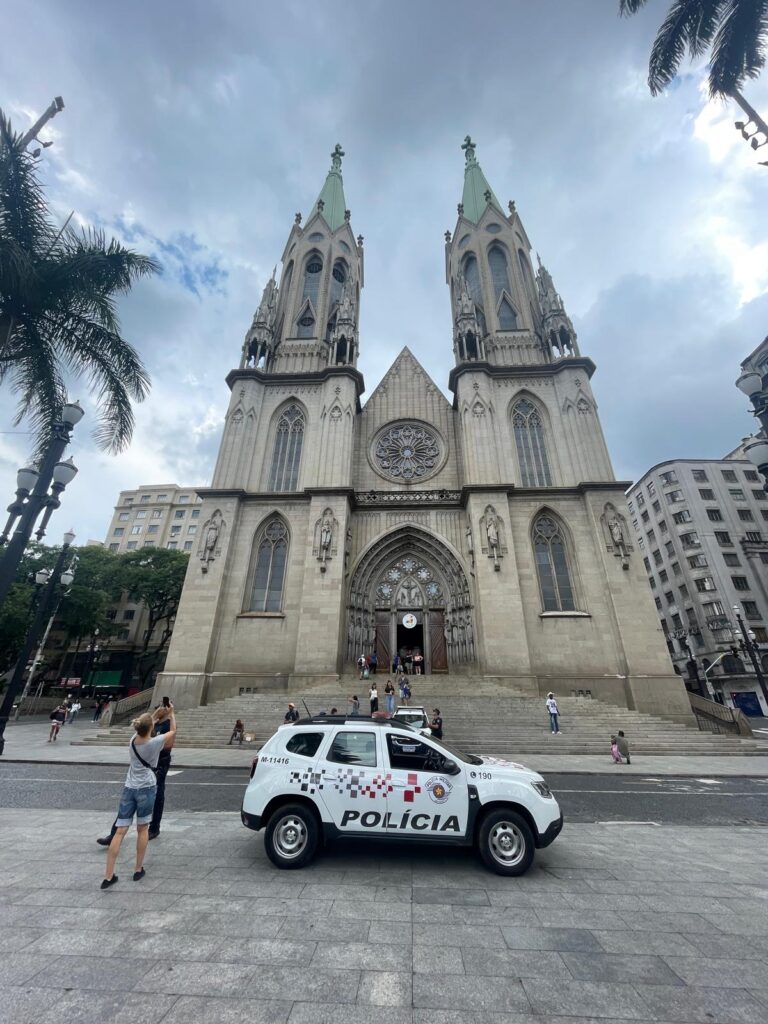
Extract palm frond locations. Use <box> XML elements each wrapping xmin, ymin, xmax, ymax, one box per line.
<box><xmin>0</xmin><ymin>112</ymin><xmax>54</xmax><ymax>256</ymax></box>
<box><xmin>619</xmin><ymin>0</ymin><xmax>650</xmax><ymax>14</ymax></box>
<box><xmin>709</xmin><ymin>0</ymin><xmax>768</xmax><ymax>96</ymax></box>
<box><xmin>647</xmin><ymin>0</ymin><xmax>706</xmax><ymax>94</ymax></box>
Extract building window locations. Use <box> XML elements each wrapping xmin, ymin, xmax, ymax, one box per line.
<box><xmin>728</xmin><ymin>488</ymin><xmax>746</xmax><ymax>500</ymax></box>
<box><xmin>108</xmin><ymin>543</ymin><xmax>119</xmax><ymax>552</ymax></box>
<box><xmin>512</xmin><ymin>399</ymin><xmax>552</xmax><ymax>486</ymax></box>
<box><xmin>248</xmin><ymin>517</ymin><xmax>289</xmax><ymax>613</ymax></box>
<box><xmin>664</xmin><ymin>590</ymin><xmax>674</xmax><ymax>606</ymax></box>
<box><xmin>742</xmin><ymin>601</ymin><xmax>760</xmax><ymax>619</ymax></box>
<box><xmin>184</xmin><ymin>541</ymin><xmax>193</xmax><ymax>551</ymax></box>
<box><xmin>646</xmin><ymin>529</ymin><xmax>656</xmax><ymax>544</ymax></box>
<box><xmin>672</xmin><ymin>510</ymin><xmax>691</xmax><ymax>524</ymax></box>
<box><xmin>188</xmin><ymin>525</ymin><xmax>197</xmax><ymax>535</ymax></box>
<box><xmin>665</xmin><ymin>490</ymin><xmax>684</xmax><ymax>505</ymax></box>
<box><xmin>167</xmin><ymin>541</ymin><xmax>178</xmax><ymax>549</ymax></box>
<box><xmin>652</xmin><ymin>500</ymin><xmax>661</xmax><ymax>515</ymax></box>
<box><xmin>269</xmin><ymin>404</ymin><xmax>305</xmax><ymax>491</ymax></box>
<box><xmin>140</xmin><ymin>495</ymin><xmax>151</xmax><ymax>503</ymax></box>
<box><xmin>647</xmin><ymin>481</ymin><xmax>656</xmax><ymax>497</ymax></box>
<box><xmin>143</xmin><ymin>542</ymin><xmax>155</xmax><ymax>548</ymax></box>
<box><xmin>652</xmin><ymin>549</ymin><xmax>663</xmax><ymax>566</ymax></box>
<box><xmin>699</xmin><ymin>489</ymin><xmax>715</xmax><ymax>500</ymax></box>
<box><xmin>671</xmin><ymin>561</ymin><xmax>681</xmax><ymax>576</ymax></box>
<box><xmin>664</xmin><ymin>540</ymin><xmax>675</xmax><ymax>557</ymax></box>
<box><xmin>113</xmin><ymin>528</ymin><xmax>125</xmax><ymax>537</ymax></box>
<box><xmin>148</xmin><ymin>525</ymin><xmax>159</xmax><ymax>535</ymax></box>
<box><xmin>762</xmin><ymin>510</ymin><xmax>768</xmax><ymax>521</ymax></box>
<box><xmin>746</xmin><ymin>531</ymin><xmax>764</xmax><ymax>542</ymax></box>
<box><xmin>649</xmin><ymin>577</ymin><xmax>657</xmax><ymax>589</ymax></box>
<box><xmin>752</xmin><ymin>626</ymin><xmax>768</xmax><ymax>642</ymax></box>
<box><xmin>643</xmin><ymin>556</ymin><xmax>651</xmax><ymax>572</ymax></box>
<box><xmin>174</xmin><ymin>510</ymin><xmax>185</xmax><ymax>519</ymax></box>
<box><xmin>127</xmin><ymin>541</ymin><xmax>137</xmax><ymax>550</ymax></box>
<box><xmin>660</xmin><ymin>470</ymin><xmax>678</xmax><ymax>486</ymax></box>
<box><xmin>706</xmin><ymin>508</ymin><xmax>723</xmax><ymax>522</ymax></box>
<box><xmin>732</xmin><ymin>576</ymin><xmax>750</xmax><ymax>591</ymax></box>
<box><xmin>637</xmin><ymin>493</ymin><xmax>645</xmax><ymax>507</ymax></box>
<box><xmin>123</xmin><ymin>610</ymin><xmax>135</xmax><ymax>621</ymax></box>
<box><xmin>532</xmin><ymin>514</ymin><xmax>576</xmax><ymax>612</ymax></box>
<box><xmin>692</xmin><ymin>469</ymin><xmax>708</xmax><ymax>482</ymax></box>
<box><xmin>678</xmin><ymin>584</ymin><xmax>689</xmax><ymax>599</ymax></box>
<box><xmin>157</xmin><ymin>493</ymin><xmax>168</xmax><ymax>501</ymax></box>
<box><xmin>488</xmin><ymin>246</ymin><xmax>518</xmax><ymax>329</ymax></box>
<box><xmin>721</xmin><ymin>469</ymin><xmax>738</xmax><ymax>482</ymax></box>
<box><xmin>688</xmin><ymin>554</ymin><xmax>708</xmax><ymax>568</ymax></box>
<box><xmin>703</xmin><ymin>600</ymin><xmax>725</xmax><ymax>619</ymax></box>
<box><xmin>659</xmin><ymin>569</ymin><xmax>668</xmax><ymax>583</ymax></box>
<box><xmin>714</xmin><ymin>531</ymin><xmax>732</xmax><ymax>546</ymax></box>
<box><xmin>191</xmin><ymin>509</ymin><xmax>200</xmax><ymax>519</ymax></box>
<box><xmin>463</xmin><ymin>254</ymin><xmax>486</xmax><ymax>334</ymax></box>
<box><xmin>744</xmin><ymin>471</ymin><xmax>759</xmax><ymax>482</ymax></box>
<box><xmin>671</xmin><ymin>613</ymin><xmax>683</xmax><ymax>629</ymax></box>
<box><xmin>659</xmin><ymin>520</ymin><xmax>668</xmax><ymax>534</ymax></box>
<box><xmin>738</xmin><ymin>509</ymin><xmax>754</xmax><ymax>522</ymax></box>
<box><xmin>123</xmin><ymin>497</ymin><xmax>133</xmax><ymax>505</ymax></box>
<box><xmin>135</xmin><ymin>510</ymin><xmax>147</xmax><ymax>519</ymax></box>
<box><xmin>151</xmin><ymin>509</ymin><xmax>162</xmax><ymax>519</ymax></box>
<box><xmin>695</xmin><ymin>577</ymin><xmax>716</xmax><ymax>592</ymax></box>
<box><xmin>118</xmin><ymin>512</ymin><xmax>129</xmax><ymax>522</ymax></box>
<box><xmin>641</xmin><ymin>510</ymin><xmax>650</xmax><ymax>524</ymax></box>
<box><xmin>131</xmin><ymin>525</ymin><xmax>142</xmax><ymax>535</ymax></box>
<box><xmin>762</xmin><ymin>553</ymin><xmax>768</xmax><ymax>564</ymax></box>
<box><xmin>755</xmin><ymin>490</ymin><xmax>768</xmax><ymax>500</ymax></box>
<box><xmin>170</xmin><ymin>525</ymin><xmax>181</xmax><ymax>537</ymax></box>
<box><xmin>654</xmin><ymin>596</ymin><xmax>662</xmax><ymax>610</ymax></box>
<box><xmin>179</xmin><ymin>495</ymin><xmax>190</xmax><ymax>504</ymax></box>
<box><xmin>723</xmin><ymin>553</ymin><xmax>741</xmax><ymax>566</ymax></box>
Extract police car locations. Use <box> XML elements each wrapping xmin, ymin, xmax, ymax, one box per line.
<box><xmin>241</xmin><ymin>715</ymin><xmax>562</xmax><ymax>876</ymax></box>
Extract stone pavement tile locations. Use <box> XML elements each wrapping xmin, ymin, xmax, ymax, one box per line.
<box><xmin>109</xmin><ymin>908</ymin><xmax>203</xmax><ymax>933</ymax></box>
<box><xmin>14</xmin><ymin>889</ymin><xmax>103</xmax><ymax>908</ymax></box>
<box><xmin>375</xmin><ymin>884</ymin><xmax>413</xmax><ymax>903</ymax></box>
<box><xmin>485</xmin><ymin>889</ymin><xmax>570</xmax><ymax>910</ymax></box>
<box><xmin>368</xmin><ymin>919</ymin><xmax>412</xmax><ymax>944</ymax></box>
<box><xmin>501</xmin><ymin>926</ymin><xmax>604</xmax><ymax>952</ymax></box>
<box><xmin>561</xmin><ymin>952</ymin><xmax>685</xmax><ymax>986</ymax></box>
<box><xmin>662</xmin><ymin>956</ymin><xmax>768</xmax><ymax>989</ymax></box>
<box><xmin>436</xmin><ymin>905</ymin><xmax>540</xmax><ymax>926</ymax></box>
<box><xmin>331</xmin><ymin>899</ymin><xmax>412</xmax><ymax>921</ymax></box>
<box><xmin>135</xmin><ymin>961</ymin><xmax>257</xmax><ymax>996</ymax></box>
<box><xmin>533</xmin><ymin>909</ymin><xmax>627</xmax><ymax>930</ymax></box>
<box><xmin>413</xmin><ymin>974</ymin><xmax>531</xmax><ymax>1013</ymax></box>
<box><xmin>638</xmin><ymin>894</ymin><xmax>732</xmax><ymax>915</ymax></box>
<box><xmin>700</xmin><ymin>914</ymin><xmax>768</xmax><ymax>936</ymax></box>
<box><xmin>412</xmin><ymin>886</ymin><xmax>489</xmax><ymax>906</ymax></box>
<box><xmin>0</xmin><ymin>986</ymin><xmax>62</xmax><ymax>1024</ymax></box>
<box><xmin>289</xmin><ymin>1004</ymin><xmax>412</xmax><ymax>1024</ymax></box>
<box><xmin>160</xmin><ymin>995</ymin><xmax>292</xmax><ymax>1024</ymax></box>
<box><xmin>147</xmin><ymin>877</ymin><xmax>234</xmax><ymax>896</ymax></box>
<box><xmin>120</xmin><ymin>932</ymin><xmax>225</xmax><ymax>961</ymax></box>
<box><xmin>748</xmin><ymin>989</ymin><xmax>768</xmax><ymax>1008</ymax></box>
<box><xmin>244</xmin><ymin>965</ymin><xmax>361</xmax><ymax>1003</ymax></box>
<box><xmin>33</xmin><ymin>991</ymin><xmax>178</xmax><ymax>1024</ymax></box>
<box><xmin>0</xmin><ymin>905</ymin><xmax>39</xmax><ymax>926</ymax></box>
<box><xmin>24</xmin><ymin>929</ymin><xmax>127</xmax><ymax>957</ymax></box>
<box><xmin>545</xmin><ymin>868</ymin><xmax>618</xmax><ymax>880</ymax></box>
<box><xmin>0</xmin><ymin>928</ymin><xmax>44</xmax><ymax>952</ymax></box>
<box><xmin>300</xmin><ymin>883</ymin><xmax>376</xmax><ymax>902</ymax></box>
<box><xmin>24</xmin><ymin>906</ymin><xmax>121</xmax><ymax>931</ymax></box>
<box><xmin>81</xmin><ymin>891</ymin><xmax>182</xmax><ymax>912</ymax></box>
<box><xmin>683</xmin><ymin>932</ymin><xmax>768</xmax><ymax>959</ymax></box>
<box><xmin>583</xmin><ymin>878</ymin><xmax>669</xmax><ymax>895</ymax></box>
<box><xmin>461</xmin><ymin>947</ymin><xmax>571</xmax><ymax>980</ymax></box>
<box><xmin>278</xmin><ymin>914</ymin><xmax>371</xmax><ymax>941</ymax></box>
<box><xmin>357</xmin><ymin>971</ymin><xmax>412</xmax><ymax>1007</ymax></box>
<box><xmin>414</xmin><ymin>945</ymin><xmax>464</xmax><ymax>974</ymax></box>
<box><xmin>634</xmin><ymin>983</ymin><xmax>768</xmax><ymax>1023</ymax></box>
<box><xmin>0</xmin><ymin>953</ymin><xmax>53</xmax><ymax>987</ymax></box>
<box><xmin>414</xmin><ymin>922</ymin><xmax>506</xmax><ymax>947</ymax></box>
<box><xmin>313</xmin><ymin>941</ymin><xmax>411</xmax><ymax>972</ymax></box>
<box><xmin>194</xmin><ymin>912</ymin><xmax>285</xmax><ymax>939</ymax></box>
<box><xmin>591</xmin><ymin>930</ymin><xmax>699</xmax><ymax>956</ymax></box>
<box><xmin>32</xmin><ymin>956</ymin><xmax>152</xmax><ymax>992</ymax></box>
<box><xmin>214</xmin><ymin>937</ymin><xmax>317</xmax><ymax>965</ymax></box>
<box><xmin>521</xmin><ymin>978</ymin><xmax>651</xmax><ymax>1019</ymax></box>
<box><xmin>622</xmin><ymin>911</ymin><xmax>715</xmax><ymax>934</ymax></box>
<box><xmin>716</xmin><ymin>898</ymin><xmax>768</xmax><ymax>917</ymax></box>
<box><xmin>559</xmin><ymin>893</ymin><xmax>647</xmax><ymax>913</ymax></box>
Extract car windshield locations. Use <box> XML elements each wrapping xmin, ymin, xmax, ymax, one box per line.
<box><xmin>392</xmin><ymin>729</ymin><xmax>483</xmax><ymax>766</ymax></box>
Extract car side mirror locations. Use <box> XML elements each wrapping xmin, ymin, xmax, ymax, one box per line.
<box><xmin>442</xmin><ymin>758</ymin><xmax>460</xmax><ymax>776</ymax></box>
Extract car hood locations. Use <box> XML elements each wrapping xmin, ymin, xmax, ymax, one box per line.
<box><xmin>480</xmin><ymin>755</ymin><xmax>544</xmax><ymax>783</ymax></box>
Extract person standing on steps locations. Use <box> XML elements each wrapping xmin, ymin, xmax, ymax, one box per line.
<box><xmin>384</xmin><ymin>680</ymin><xmax>395</xmax><ymax>716</ymax></box>
<box><xmin>283</xmin><ymin>703</ymin><xmax>300</xmax><ymax>724</ymax></box>
<box><xmin>348</xmin><ymin>694</ymin><xmax>360</xmax><ymax>716</ymax></box>
<box><xmin>616</xmin><ymin>730</ymin><xmax>631</xmax><ymax>764</ymax></box>
<box><xmin>546</xmin><ymin>692</ymin><xmax>561</xmax><ymax>734</ymax></box>
<box><xmin>369</xmin><ymin>682</ymin><xmax>378</xmax><ymax>715</ymax></box>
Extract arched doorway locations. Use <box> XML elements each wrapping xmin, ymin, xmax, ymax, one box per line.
<box><xmin>346</xmin><ymin>527</ymin><xmax>475</xmax><ymax>674</ymax></box>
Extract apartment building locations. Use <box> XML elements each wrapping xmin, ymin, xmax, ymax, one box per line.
<box><xmin>105</xmin><ymin>484</ymin><xmax>203</xmax><ymax>554</ymax></box>
<box><xmin>627</xmin><ymin>457</ymin><xmax>768</xmax><ymax>716</ymax></box>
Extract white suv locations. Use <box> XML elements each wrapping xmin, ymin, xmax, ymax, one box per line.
<box><xmin>241</xmin><ymin>715</ymin><xmax>562</xmax><ymax>876</ymax></box>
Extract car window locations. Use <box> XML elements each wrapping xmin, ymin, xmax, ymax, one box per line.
<box><xmin>286</xmin><ymin>732</ymin><xmax>323</xmax><ymax>758</ymax></box>
<box><xmin>394</xmin><ymin>710</ymin><xmax>426</xmax><ymax>726</ymax></box>
<box><xmin>386</xmin><ymin>733</ymin><xmax>439</xmax><ymax>772</ymax></box>
<box><xmin>328</xmin><ymin>731</ymin><xmax>377</xmax><ymax>767</ymax></box>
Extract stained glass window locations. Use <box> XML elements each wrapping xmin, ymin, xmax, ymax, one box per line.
<box><xmin>269</xmin><ymin>405</ymin><xmax>305</xmax><ymax>491</ymax></box>
<box><xmin>249</xmin><ymin>518</ymin><xmax>289</xmax><ymax>612</ymax></box>
<box><xmin>533</xmin><ymin>515</ymin><xmax>575</xmax><ymax>611</ymax></box>
<box><xmin>512</xmin><ymin>399</ymin><xmax>552</xmax><ymax>486</ymax></box>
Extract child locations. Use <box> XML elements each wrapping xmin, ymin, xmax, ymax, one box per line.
<box><xmin>610</xmin><ymin>735</ymin><xmax>623</xmax><ymax>763</ymax></box>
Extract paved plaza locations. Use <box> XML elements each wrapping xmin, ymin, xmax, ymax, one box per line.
<box><xmin>1</xmin><ymin>808</ymin><xmax>767</xmax><ymax>1023</ymax></box>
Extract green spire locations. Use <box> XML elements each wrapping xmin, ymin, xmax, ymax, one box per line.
<box><xmin>308</xmin><ymin>143</ymin><xmax>349</xmax><ymax>232</ymax></box>
<box><xmin>460</xmin><ymin>135</ymin><xmax>503</xmax><ymax>224</ymax></box>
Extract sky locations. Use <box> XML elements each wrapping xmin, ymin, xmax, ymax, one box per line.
<box><xmin>1</xmin><ymin>0</ymin><xmax>767</xmax><ymax>547</ymax></box>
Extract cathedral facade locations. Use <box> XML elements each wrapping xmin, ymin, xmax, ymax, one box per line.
<box><xmin>157</xmin><ymin>139</ymin><xmax>692</xmax><ymax>722</ymax></box>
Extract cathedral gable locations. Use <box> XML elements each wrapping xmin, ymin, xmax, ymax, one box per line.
<box><xmin>365</xmin><ymin>347</ymin><xmax>451</xmax><ymax>417</ymax></box>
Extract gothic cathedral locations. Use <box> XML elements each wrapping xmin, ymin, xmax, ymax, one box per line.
<box><xmin>157</xmin><ymin>139</ymin><xmax>692</xmax><ymax>722</ymax></box>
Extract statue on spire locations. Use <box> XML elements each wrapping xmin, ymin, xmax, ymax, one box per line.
<box><xmin>330</xmin><ymin>143</ymin><xmax>344</xmax><ymax>172</ymax></box>
<box><xmin>241</xmin><ymin>270</ymin><xmax>279</xmax><ymax>369</ymax></box>
<box><xmin>535</xmin><ymin>256</ymin><xmax>578</xmax><ymax>361</ymax></box>
<box><xmin>461</xmin><ymin>135</ymin><xmax>477</xmax><ymax>166</ymax></box>
<box><xmin>454</xmin><ymin>272</ymin><xmax>485</xmax><ymax>364</ymax></box>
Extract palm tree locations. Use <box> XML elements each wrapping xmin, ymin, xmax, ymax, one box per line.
<box><xmin>0</xmin><ymin>110</ymin><xmax>159</xmax><ymax>455</ymax></box>
<box><xmin>620</xmin><ymin>0</ymin><xmax>768</xmax><ymax>98</ymax></box>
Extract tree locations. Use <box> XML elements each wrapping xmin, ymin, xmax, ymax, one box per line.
<box><xmin>620</xmin><ymin>0</ymin><xmax>768</xmax><ymax>98</ymax></box>
<box><xmin>116</xmin><ymin>548</ymin><xmax>189</xmax><ymax>687</ymax></box>
<box><xmin>0</xmin><ymin>542</ymin><xmax>60</xmax><ymax>677</ymax></box>
<box><xmin>0</xmin><ymin>110</ymin><xmax>159</xmax><ymax>456</ymax></box>
<box><xmin>55</xmin><ymin>545</ymin><xmax>122</xmax><ymax>646</ymax></box>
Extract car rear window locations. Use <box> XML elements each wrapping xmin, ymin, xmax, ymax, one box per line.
<box><xmin>286</xmin><ymin>732</ymin><xmax>323</xmax><ymax>758</ymax></box>
<box><xmin>328</xmin><ymin>731</ymin><xmax>377</xmax><ymax>767</ymax></box>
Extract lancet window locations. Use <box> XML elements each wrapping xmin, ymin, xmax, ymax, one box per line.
<box><xmin>462</xmin><ymin>254</ymin><xmax>487</xmax><ymax>335</ymax></box>
<box><xmin>248</xmin><ymin>517</ymin><xmax>289</xmax><ymax>612</ymax></box>
<box><xmin>512</xmin><ymin>398</ymin><xmax>552</xmax><ymax>487</ymax></box>
<box><xmin>296</xmin><ymin>254</ymin><xmax>322</xmax><ymax>337</ymax></box>
<box><xmin>488</xmin><ymin>245</ymin><xmax>517</xmax><ymax>329</ymax></box>
<box><xmin>533</xmin><ymin>514</ymin><xmax>575</xmax><ymax>612</ymax></box>
<box><xmin>268</xmin><ymin>405</ymin><xmax>305</xmax><ymax>491</ymax></box>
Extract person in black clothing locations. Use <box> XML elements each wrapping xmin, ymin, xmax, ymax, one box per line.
<box><xmin>284</xmin><ymin>703</ymin><xmax>300</xmax><ymax>723</ymax></box>
<box><xmin>429</xmin><ymin>708</ymin><xmax>443</xmax><ymax>740</ymax></box>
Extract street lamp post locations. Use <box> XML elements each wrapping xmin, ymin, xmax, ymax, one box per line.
<box><xmin>735</xmin><ymin>367</ymin><xmax>768</xmax><ymax>490</ymax></box>
<box><xmin>0</xmin><ymin>530</ymin><xmax>76</xmax><ymax>756</ymax></box>
<box><xmin>0</xmin><ymin>402</ymin><xmax>84</xmax><ymax>612</ymax></box>
<box><xmin>83</xmin><ymin>630</ymin><xmax>102</xmax><ymax>697</ymax></box>
<box><xmin>732</xmin><ymin>605</ymin><xmax>768</xmax><ymax>710</ymax></box>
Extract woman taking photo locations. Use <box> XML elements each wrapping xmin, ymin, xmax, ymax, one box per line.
<box><xmin>101</xmin><ymin>705</ymin><xmax>176</xmax><ymax>889</ymax></box>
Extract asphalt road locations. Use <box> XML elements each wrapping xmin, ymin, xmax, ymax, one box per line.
<box><xmin>1</xmin><ymin>764</ymin><xmax>768</xmax><ymax>826</ymax></box>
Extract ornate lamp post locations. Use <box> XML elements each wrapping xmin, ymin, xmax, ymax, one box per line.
<box><xmin>732</xmin><ymin>604</ymin><xmax>768</xmax><ymax>710</ymax></box>
<box><xmin>735</xmin><ymin>368</ymin><xmax>768</xmax><ymax>491</ymax></box>
<box><xmin>0</xmin><ymin>530</ymin><xmax>76</xmax><ymax>756</ymax></box>
<box><xmin>0</xmin><ymin>401</ymin><xmax>84</xmax><ymax>611</ymax></box>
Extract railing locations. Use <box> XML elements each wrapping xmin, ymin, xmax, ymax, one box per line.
<box><xmin>688</xmin><ymin>692</ymin><xmax>753</xmax><ymax>737</ymax></box>
<box><xmin>100</xmin><ymin>687</ymin><xmax>154</xmax><ymax>727</ymax></box>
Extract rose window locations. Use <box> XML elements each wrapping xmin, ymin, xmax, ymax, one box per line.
<box><xmin>373</xmin><ymin>423</ymin><xmax>441</xmax><ymax>482</ymax></box>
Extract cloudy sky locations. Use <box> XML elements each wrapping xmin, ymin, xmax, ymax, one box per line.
<box><xmin>2</xmin><ymin>0</ymin><xmax>766</xmax><ymax>546</ymax></box>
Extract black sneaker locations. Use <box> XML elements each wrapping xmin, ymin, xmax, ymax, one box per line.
<box><xmin>133</xmin><ymin>868</ymin><xmax>146</xmax><ymax>882</ymax></box>
<box><xmin>96</xmin><ymin>836</ymin><xmax>112</xmax><ymax>847</ymax></box>
<box><xmin>100</xmin><ymin>875</ymin><xmax>118</xmax><ymax>890</ymax></box>
<box><xmin>148</xmin><ymin>831</ymin><xmax>159</xmax><ymax>841</ymax></box>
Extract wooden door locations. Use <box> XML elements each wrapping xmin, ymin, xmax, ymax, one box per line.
<box><xmin>429</xmin><ymin>609</ymin><xmax>448</xmax><ymax>673</ymax></box>
<box><xmin>375</xmin><ymin>610</ymin><xmax>392</xmax><ymax>672</ymax></box>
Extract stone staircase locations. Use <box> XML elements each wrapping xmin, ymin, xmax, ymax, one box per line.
<box><xmin>79</xmin><ymin>674</ymin><xmax>765</xmax><ymax>756</ymax></box>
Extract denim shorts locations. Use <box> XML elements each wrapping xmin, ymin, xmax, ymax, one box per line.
<box><xmin>116</xmin><ymin>785</ymin><xmax>156</xmax><ymax>827</ymax></box>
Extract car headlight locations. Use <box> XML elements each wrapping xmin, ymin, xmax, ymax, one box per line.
<box><xmin>531</xmin><ymin>781</ymin><xmax>553</xmax><ymax>799</ymax></box>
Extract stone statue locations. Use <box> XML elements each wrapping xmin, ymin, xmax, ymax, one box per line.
<box><xmin>320</xmin><ymin>512</ymin><xmax>333</xmax><ymax>553</ymax></box>
<box><xmin>486</xmin><ymin>517</ymin><xmax>499</xmax><ymax>552</ymax></box>
<box><xmin>200</xmin><ymin>509</ymin><xmax>224</xmax><ymax>573</ymax></box>
<box><xmin>345</xmin><ymin>528</ymin><xmax>352</xmax><ymax>570</ymax></box>
<box><xmin>609</xmin><ymin>517</ymin><xmax>625</xmax><ymax>549</ymax></box>
<box><xmin>601</xmin><ymin>503</ymin><xmax>631</xmax><ymax>569</ymax></box>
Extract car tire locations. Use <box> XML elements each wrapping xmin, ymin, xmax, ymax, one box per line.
<box><xmin>264</xmin><ymin>803</ymin><xmax>320</xmax><ymax>869</ymax></box>
<box><xmin>477</xmin><ymin>808</ymin><xmax>535</xmax><ymax>876</ymax></box>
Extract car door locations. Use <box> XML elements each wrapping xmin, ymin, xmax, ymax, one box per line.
<box><xmin>383</xmin><ymin>731</ymin><xmax>469</xmax><ymax>838</ymax></box>
<box><xmin>315</xmin><ymin>727</ymin><xmax>389</xmax><ymax>833</ymax></box>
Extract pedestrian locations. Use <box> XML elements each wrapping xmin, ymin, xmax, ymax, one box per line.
<box><xmin>384</xmin><ymin>680</ymin><xmax>395</xmax><ymax>716</ymax></box>
<box><xmin>413</xmin><ymin>652</ymin><xmax>423</xmax><ymax>675</ymax></box>
<box><xmin>357</xmin><ymin>654</ymin><xmax>366</xmax><ymax>679</ymax></box>
<box><xmin>69</xmin><ymin>699</ymin><xmax>81</xmax><ymax>723</ymax></box>
<box><xmin>546</xmin><ymin>692</ymin><xmax>560</xmax><ymax>734</ymax></box>
<box><xmin>397</xmin><ymin>674</ymin><xmax>405</xmax><ymax>702</ymax></box>
<box><xmin>348</xmin><ymin>694</ymin><xmax>360</xmax><ymax>716</ymax></box>
<box><xmin>284</xmin><ymin>703</ymin><xmax>299</xmax><ymax>724</ymax></box>
<box><xmin>370</xmin><ymin>651</ymin><xmax>378</xmax><ymax>675</ymax></box>
<box><xmin>330</xmin><ymin>707</ymin><xmax>338</xmax><ymax>715</ymax></box>
<box><xmin>369</xmin><ymin>682</ymin><xmax>378</xmax><ymax>715</ymax></box>
<box><xmin>92</xmin><ymin>699</ymin><xmax>103</xmax><ymax>722</ymax></box>
<box><xmin>101</xmin><ymin>706</ymin><xmax>176</xmax><ymax>889</ymax></box>
<box><xmin>429</xmin><ymin>707</ymin><xmax>443</xmax><ymax>739</ymax></box>
<box><xmin>229</xmin><ymin>719</ymin><xmax>245</xmax><ymax>744</ymax></box>
<box><xmin>392</xmin><ymin>653</ymin><xmax>400</xmax><ymax>675</ymax></box>
<box><xmin>616</xmin><ymin>730</ymin><xmax>631</xmax><ymax>764</ymax></box>
<box><xmin>48</xmin><ymin>704</ymin><xmax>66</xmax><ymax>742</ymax></box>
<box><xmin>610</xmin><ymin>735</ymin><xmax>622</xmax><ymax>763</ymax></box>
<box><xmin>402</xmin><ymin>679</ymin><xmax>411</xmax><ymax>706</ymax></box>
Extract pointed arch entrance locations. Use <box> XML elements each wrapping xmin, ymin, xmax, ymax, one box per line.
<box><xmin>346</xmin><ymin>527</ymin><xmax>475</xmax><ymax>674</ymax></box>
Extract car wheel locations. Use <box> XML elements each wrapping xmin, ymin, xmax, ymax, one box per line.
<box><xmin>477</xmin><ymin>808</ymin><xmax>534</xmax><ymax>876</ymax></box>
<box><xmin>264</xmin><ymin>803</ymin><xmax>319</xmax><ymax>869</ymax></box>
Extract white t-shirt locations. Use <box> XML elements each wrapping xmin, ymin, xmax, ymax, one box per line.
<box><xmin>546</xmin><ymin>697</ymin><xmax>558</xmax><ymax>714</ymax></box>
<box><xmin>125</xmin><ymin>734</ymin><xmax>166</xmax><ymax>789</ymax></box>
<box><xmin>369</xmin><ymin>688</ymin><xmax>378</xmax><ymax>700</ymax></box>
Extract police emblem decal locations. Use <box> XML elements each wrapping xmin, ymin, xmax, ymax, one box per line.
<box><xmin>426</xmin><ymin>775</ymin><xmax>452</xmax><ymax>804</ymax></box>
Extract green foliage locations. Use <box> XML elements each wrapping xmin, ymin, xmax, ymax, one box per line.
<box><xmin>56</xmin><ymin>545</ymin><xmax>122</xmax><ymax>644</ymax></box>
<box><xmin>620</xmin><ymin>0</ymin><xmax>768</xmax><ymax>98</ymax></box>
<box><xmin>0</xmin><ymin>110</ymin><xmax>159</xmax><ymax>456</ymax></box>
<box><xmin>0</xmin><ymin>541</ymin><xmax>60</xmax><ymax>675</ymax></box>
